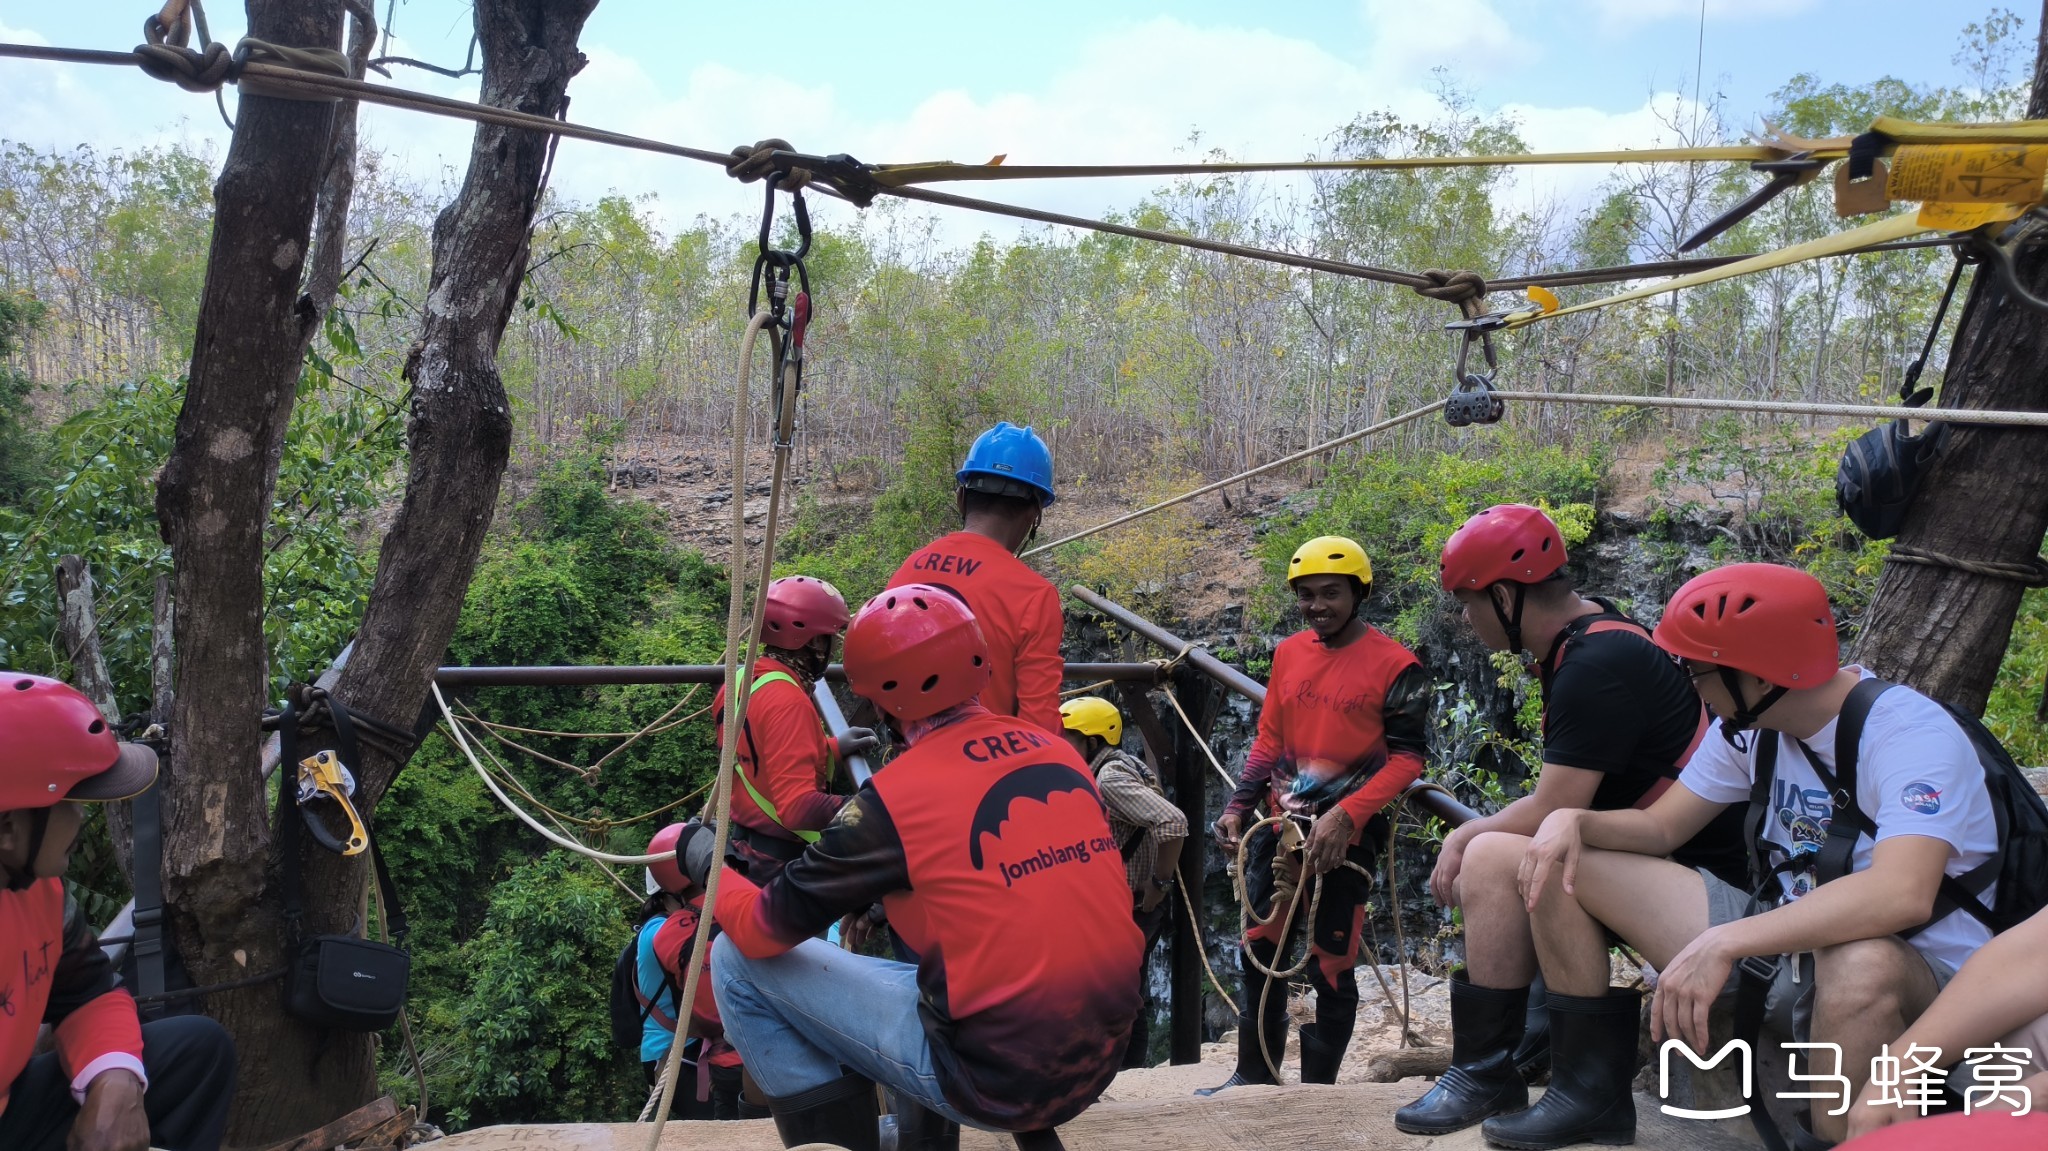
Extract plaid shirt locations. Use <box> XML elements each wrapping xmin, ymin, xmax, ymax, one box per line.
<box><xmin>1089</xmin><ymin>748</ymin><xmax>1189</xmax><ymax>894</ymax></box>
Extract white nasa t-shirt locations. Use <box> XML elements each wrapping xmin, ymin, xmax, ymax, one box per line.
<box><xmin>1678</xmin><ymin>668</ymin><xmax>1999</xmax><ymax>972</ymax></box>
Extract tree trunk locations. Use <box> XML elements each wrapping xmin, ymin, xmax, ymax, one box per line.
<box><xmin>1848</xmin><ymin>3</ymin><xmax>2048</xmax><ymax>714</ymax></box>
<box><xmin>145</xmin><ymin>0</ymin><xmax>414</xmax><ymax>1141</ymax></box>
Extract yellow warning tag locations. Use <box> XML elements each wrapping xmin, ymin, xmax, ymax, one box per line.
<box><xmin>1890</xmin><ymin>144</ymin><xmax>2048</xmax><ymax>205</ymax></box>
<box><xmin>1525</xmin><ymin>285</ymin><xmax>1560</xmax><ymax>314</ymax></box>
<box><xmin>1915</xmin><ymin>201</ymin><xmax>2029</xmax><ymax>230</ymax></box>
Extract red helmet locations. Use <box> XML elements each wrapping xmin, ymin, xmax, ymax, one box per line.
<box><xmin>0</xmin><ymin>674</ymin><xmax>158</xmax><ymax>811</ymax></box>
<box><xmin>645</xmin><ymin>822</ymin><xmax>691</xmax><ymax>895</ymax></box>
<box><xmin>843</xmin><ymin>584</ymin><xmax>990</xmax><ymax>721</ymax></box>
<box><xmin>1440</xmin><ymin>505</ymin><xmax>1568</xmax><ymax>592</ymax></box>
<box><xmin>1652</xmin><ymin>563</ymin><xmax>1838</xmax><ymax>688</ymax></box>
<box><xmin>762</xmin><ymin>576</ymin><xmax>850</xmax><ymax>646</ymax></box>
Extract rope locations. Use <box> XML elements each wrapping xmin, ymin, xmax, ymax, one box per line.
<box><xmin>456</xmin><ymin>693</ymin><xmax>712</xmax><ymax>780</ymax></box>
<box><xmin>1415</xmin><ymin>270</ymin><xmax>1489</xmax><ymax>318</ymax></box>
<box><xmin>1886</xmin><ymin>544</ymin><xmax>2048</xmax><ymax>586</ymax></box>
<box><xmin>1022</xmin><ymin>399</ymin><xmax>1446</xmax><ymax>558</ymax></box>
<box><xmin>446</xmin><ymin>712</ymin><xmax>712</xmax><ymax>835</ymax></box>
<box><xmin>1160</xmin><ymin>686</ymin><xmax>1240</xmax><ymax>793</ymax></box>
<box><xmin>463</xmin><ymin>686</ymin><xmax>705</xmax><ymax>738</ymax></box>
<box><xmin>1486</xmin><ymin>390</ymin><xmax>2048</xmax><ymax>428</ymax></box>
<box><xmin>647</xmin><ymin>306</ymin><xmax>799</xmax><ymax>1150</ymax></box>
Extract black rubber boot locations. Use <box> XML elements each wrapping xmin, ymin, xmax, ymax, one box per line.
<box><xmin>1513</xmin><ymin>974</ymin><xmax>1551</xmax><ymax>1082</ymax></box>
<box><xmin>894</xmin><ymin>1097</ymin><xmax>962</xmax><ymax>1151</ymax></box>
<box><xmin>1394</xmin><ymin>972</ymin><xmax>1531</xmax><ymax>1135</ymax></box>
<box><xmin>1298</xmin><ymin>1025</ymin><xmax>1344</xmax><ymax>1085</ymax></box>
<box><xmin>1479</xmin><ymin>987</ymin><xmax>1640</xmax><ymax>1150</ymax></box>
<box><xmin>767</xmin><ymin>1072</ymin><xmax>881</xmax><ymax>1151</ymax></box>
<box><xmin>1196</xmin><ymin>939</ymin><xmax>1289</xmax><ymax>1095</ymax></box>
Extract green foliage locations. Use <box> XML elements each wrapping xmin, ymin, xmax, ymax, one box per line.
<box><xmin>1986</xmin><ymin>589</ymin><xmax>2048</xmax><ymax>766</ymax></box>
<box><xmin>0</xmin><ymin>292</ymin><xmax>45</xmax><ymax>505</ymax></box>
<box><xmin>426</xmin><ymin>853</ymin><xmax>639</xmax><ymax>1128</ymax></box>
<box><xmin>0</xmin><ymin>364</ymin><xmax>402</xmax><ymax>710</ymax></box>
<box><xmin>1251</xmin><ymin>435</ymin><xmax>1605</xmax><ymax>638</ymax></box>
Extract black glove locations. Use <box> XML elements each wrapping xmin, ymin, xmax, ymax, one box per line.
<box><xmin>677</xmin><ymin>820</ymin><xmax>718</xmax><ymax>890</ymax></box>
<box><xmin>836</xmin><ymin>726</ymin><xmax>880</xmax><ymax>759</ymax></box>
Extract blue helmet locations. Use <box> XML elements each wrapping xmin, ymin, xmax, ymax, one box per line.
<box><xmin>957</xmin><ymin>422</ymin><xmax>1055</xmax><ymax>506</ymax></box>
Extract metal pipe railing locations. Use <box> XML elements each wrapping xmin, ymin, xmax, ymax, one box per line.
<box><xmin>1067</xmin><ymin>585</ymin><xmax>1480</xmax><ymax>828</ymax></box>
<box><xmin>432</xmin><ymin>661</ymin><xmax>1168</xmax><ymax>687</ymax></box>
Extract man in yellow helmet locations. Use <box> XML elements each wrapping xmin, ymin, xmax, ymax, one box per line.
<box><xmin>1198</xmin><ymin>535</ymin><xmax>1432</xmax><ymax>1093</ymax></box>
<box><xmin>1058</xmin><ymin>696</ymin><xmax>1189</xmax><ymax>1068</ymax></box>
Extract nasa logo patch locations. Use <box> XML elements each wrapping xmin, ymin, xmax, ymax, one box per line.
<box><xmin>1900</xmin><ymin>781</ymin><xmax>1943</xmax><ymax>815</ymax></box>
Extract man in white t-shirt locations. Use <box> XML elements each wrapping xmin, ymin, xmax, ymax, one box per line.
<box><xmin>1491</xmin><ymin>563</ymin><xmax>1998</xmax><ymax>1150</ymax></box>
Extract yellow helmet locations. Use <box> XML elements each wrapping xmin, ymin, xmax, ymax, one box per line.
<box><xmin>1059</xmin><ymin>696</ymin><xmax>1123</xmax><ymax>745</ymax></box>
<box><xmin>1289</xmin><ymin>535</ymin><xmax>1373</xmax><ymax>585</ymax></box>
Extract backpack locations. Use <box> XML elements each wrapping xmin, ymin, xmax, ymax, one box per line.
<box><xmin>1749</xmin><ymin>678</ymin><xmax>2048</xmax><ymax>935</ymax></box>
<box><xmin>608</xmin><ymin>924</ymin><xmax>678</xmax><ymax>1051</ymax></box>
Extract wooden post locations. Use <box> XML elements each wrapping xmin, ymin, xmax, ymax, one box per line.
<box><xmin>1166</xmin><ymin>663</ymin><xmax>1224</xmax><ymax>1064</ymax></box>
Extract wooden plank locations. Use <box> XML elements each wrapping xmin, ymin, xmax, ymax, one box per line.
<box><xmin>254</xmin><ymin>1095</ymin><xmax>399</xmax><ymax>1151</ymax></box>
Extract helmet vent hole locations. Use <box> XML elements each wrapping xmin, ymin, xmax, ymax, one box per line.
<box><xmin>1690</xmin><ymin>603</ymin><xmax>1707</xmax><ymax>619</ymax></box>
<box><xmin>1738</xmin><ymin>596</ymin><xmax>1758</xmax><ymax>614</ymax></box>
<box><xmin>11</xmin><ymin>680</ymin><xmax>28</xmax><ymax>690</ymax></box>
<box><xmin>88</xmin><ymin>719</ymin><xmax>105</xmax><ymax>734</ymax></box>
<box><xmin>973</xmin><ymin>655</ymin><xmax>984</xmax><ymax>667</ymax></box>
<box><xmin>881</xmin><ymin>679</ymin><xmax>899</xmax><ymax>691</ymax></box>
<box><xmin>913</xmin><ymin>596</ymin><xmax>929</xmax><ymax>610</ymax></box>
<box><xmin>921</xmin><ymin>674</ymin><xmax>940</xmax><ymax>692</ymax></box>
<box><xmin>1509</xmin><ymin>548</ymin><xmax>1525</xmax><ymax>562</ymax></box>
<box><xmin>1715</xmin><ymin>593</ymin><xmax>1729</xmax><ymax>617</ymax></box>
<box><xmin>885</xmin><ymin>595</ymin><xmax>898</xmax><ymax>609</ymax></box>
<box><xmin>1327</xmin><ymin>552</ymin><xmax>1343</xmax><ymax>561</ymax></box>
<box><xmin>1540</xmin><ymin>538</ymin><xmax>1552</xmax><ymax>552</ymax></box>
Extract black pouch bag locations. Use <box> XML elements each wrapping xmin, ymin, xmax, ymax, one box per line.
<box><xmin>277</xmin><ymin>697</ymin><xmax>411</xmax><ymax>1032</ymax></box>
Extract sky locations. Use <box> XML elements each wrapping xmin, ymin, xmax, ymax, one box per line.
<box><xmin>0</xmin><ymin>1</ymin><xmax>2019</xmax><ymax>246</ymax></box>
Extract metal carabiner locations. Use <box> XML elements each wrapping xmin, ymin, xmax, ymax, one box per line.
<box><xmin>747</xmin><ymin>173</ymin><xmax>815</xmax><ymax>325</ymax></box>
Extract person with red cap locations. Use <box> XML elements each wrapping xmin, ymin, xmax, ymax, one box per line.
<box><xmin>631</xmin><ymin>822</ymin><xmax>747</xmax><ymax>1118</ymax></box>
<box><xmin>691</xmin><ymin>585</ymin><xmax>1141</xmax><ymax>1151</ymax></box>
<box><xmin>1397</xmin><ymin>505</ymin><xmax>1747</xmax><ymax>1135</ymax></box>
<box><xmin>0</xmin><ymin>674</ymin><xmax>236</xmax><ymax>1151</ymax></box>
<box><xmin>713</xmin><ymin>576</ymin><xmax>878</xmax><ymax>884</ymax></box>
<box><xmin>887</xmin><ymin>422</ymin><xmax>1065</xmax><ymax>736</ymax></box>
<box><xmin>1496</xmin><ymin>563</ymin><xmax>1999</xmax><ymax>1149</ymax></box>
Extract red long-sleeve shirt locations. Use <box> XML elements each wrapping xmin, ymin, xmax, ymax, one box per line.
<box><xmin>1225</xmin><ymin>626</ymin><xmax>1431</xmax><ymax>833</ymax></box>
<box><xmin>888</xmin><ymin>532</ymin><xmax>1064</xmax><ymax>735</ymax></box>
<box><xmin>713</xmin><ymin>657</ymin><xmax>846</xmax><ymax>841</ymax></box>
<box><xmin>1</xmin><ymin>879</ymin><xmax>146</xmax><ymax>1115</ymax></box>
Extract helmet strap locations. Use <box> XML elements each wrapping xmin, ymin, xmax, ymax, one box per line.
<box><xmin>4</xmin><ymin>807</ymin><xmax>53</xmax><ymax>892</ymax></box>
<box><xmin>1715</xmin><ymin>667</ymin><xmax>1789</xmax><ymax>748</ymax></box>
<box><xmin>1490</xmin><ymin>583</ymin><xmax>1529</xmax><ymax>655</ymax></box>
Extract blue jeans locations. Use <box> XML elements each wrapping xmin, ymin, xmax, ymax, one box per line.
<box><xmin>712</xmin><ymin>934</ymin><xmax>981</xmax><ymax>1129</ymax></box>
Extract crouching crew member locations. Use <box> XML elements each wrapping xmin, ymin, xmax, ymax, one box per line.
<box><xmin>889</xmin><ymin>422</ymin><xmax>1065</xmax><ymax>735</ymax></box>
<box><xmin>1397</xmin><ymin>505</ymin><xmax>1748</xmax><ymax>1135</ymax></box>
<box><xmin>1058</xmin><ymin>695</ymin><xmax>1189</xmax><ymax>1067</ymax></box>
<box><xmin>636</xmin><ymin>823</ymin><xmax>747</xmax><ymax>1118</ymax></box>
<box><xmin>0</xmin><ymin>674</ymin><xmax>236</xmax><ymax>1151</ymax></box>
<box><xmin>698</xmin><ymin>586</ymin><xmax>1142</xmax><ymax>1151</ymax></box>
<box><xmin>715</xmin><ymin>576</ymin><xmax>878</xmax><ymax>883</ymax></box>
<box><xmin>1498</xmin><ymin>564</ymin><xmax>2000</xmax><ymax>1149</ymax></box>
<box><xmin>1200</xmin><ymin>536</ymin><xmax>1431</xmax><ymax>1093</ymax></box>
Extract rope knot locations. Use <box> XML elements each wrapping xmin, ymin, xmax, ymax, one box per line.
<box><xmin>726</xmin><ymin>139</ymin><xmax>812</xmax><ymax>192</ymax></box>
<box><xmin>1415</xmin><ymin>269</ymin><xmax>1491</xmax><ymax>319</ymax></box>
<box><xmin>134</xmin><ymin>39</ymin><xmax>235</xmax><ymax>93</ymax></box>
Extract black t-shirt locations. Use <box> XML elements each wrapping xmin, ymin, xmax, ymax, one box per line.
<box><xmin>1539</xmin><ymin>608</ymin><xmax>1751</xmax><ymax>888</ymax></box>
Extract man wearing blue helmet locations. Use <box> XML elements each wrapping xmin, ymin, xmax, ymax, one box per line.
<box><xmin>887</xmin><ymin>422</ymin><xmax>1064</xmax><ymax>735</ymax></box>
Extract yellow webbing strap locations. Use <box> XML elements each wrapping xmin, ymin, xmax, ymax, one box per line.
<box><xmin>865</xmin><ymin>146</ymin><xmax>1788</xmax><ymax>187</ymax></box>
<box><xmin>1889</xmin><ymin>144</ymin><xmax>2048</xmax><ymax>207</ymax></box>
<box><xmin>1872</xmin><ymin>116</ymin><xmax>2048</xmax><ymax>145</ymax></box>
<box><xmin>1499</xmin><ymin>208</ymin><xmax>1980</xmax><ymax>330</ymax></box>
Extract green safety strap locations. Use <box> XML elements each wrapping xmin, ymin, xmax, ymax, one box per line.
<box><xmin>731</xmin><ymin>671</ymin><xmax>821</xmax><ymax>845</ymax></box>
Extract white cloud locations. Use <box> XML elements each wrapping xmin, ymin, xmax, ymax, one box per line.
<box><xmin>0</xmin><ymin>12</ymin><xmax>1708</xmax><ymax>252</ymax></box>
<box><xmin>1361</xmin><ymin>0</ymin><xmax>1523</xmax><ymax>84</ymax></box>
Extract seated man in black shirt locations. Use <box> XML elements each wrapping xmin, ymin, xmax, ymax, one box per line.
<box><xmin>1396</xmin><ymin>505</ymin><xmax>1749</xmax><ymax>1136</ymax></box>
